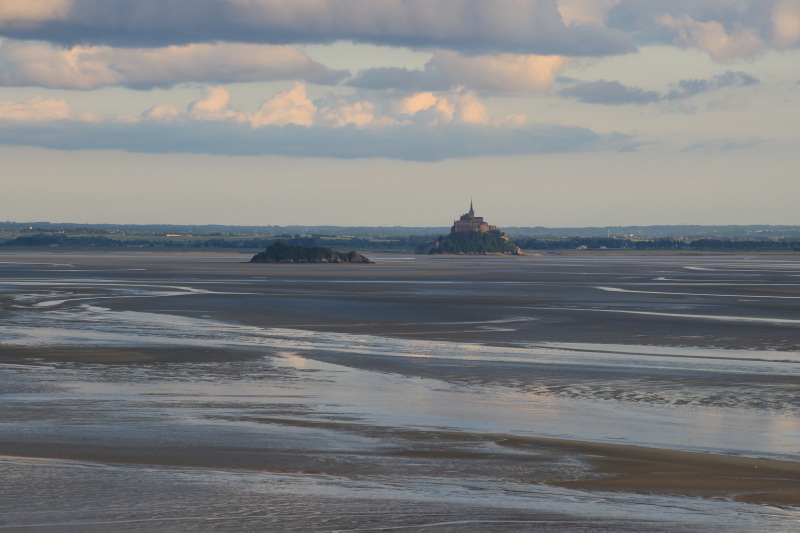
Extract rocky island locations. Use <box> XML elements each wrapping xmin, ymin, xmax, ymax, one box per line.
<box><xmin>416</xmin><ymin>202</ymin><xmax>521</xmax><ymax>255</ymax></box>
<box><xmin>250</xmin><ymin>241</ymin><xmax>373</xmax><ymax>263</ymax></box>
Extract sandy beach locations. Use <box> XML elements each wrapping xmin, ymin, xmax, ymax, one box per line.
<box><xmin>1</xmin><ymin>251</ymin><xmax>799</xmax><ymax>531</ymax></box>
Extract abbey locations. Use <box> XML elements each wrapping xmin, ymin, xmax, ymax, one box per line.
<box><xmin>451</xmin><ymin>201</ymin><xmax>498</xmax><ymax>234</ymax></box>
<box><xmin>415</xmin><ymin>201</ymin><xmax>521</xmax><ymax>255</ymax></box>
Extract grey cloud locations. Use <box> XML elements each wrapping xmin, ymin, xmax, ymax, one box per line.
<box><xmin>0</xmin><ymin>118</ymin><xmax>630</xmax><ymax>162</ymax></box>
<box><xmin>347</xmin><ymin>67</ymin><xmax>441</xmax><ymax>92</ymax></box>
<box><xmin>561</xmin><ymin>71</ymin><xmax>759</xmax><ymax>106</ymax></box>
<box><xmin>665</xmin><ymin>71</ymin><xmax>759</xmax><ymax>100</ymax></box>
<box><xmin>348</xmin><ymin>52</ymin><xmax>571</xmax><ymax>94</ymax></box>
<box><xmin>0</xmin><ymin>0</ymin><xmax>636</xmax><ymax>57</ymax></box>
<box><xmin>560</xmin><ymin>80</ymin><xmax>661</xmax><ymax>105</ymax></box>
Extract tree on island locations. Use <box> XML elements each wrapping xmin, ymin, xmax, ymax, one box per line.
<box><xmin>416</xmin><ymin>230</ymin><xmax>521</xmax><ymax>255</ymax></box>
<box><xmin>434</xmin><ymin>230</ymin><xmax>520</xmax><ymax>255</ymax></box>
<box><xmin>250</xmin><ymin>241</ymin><xmax>373</xmax><ymax>263</ymax></box>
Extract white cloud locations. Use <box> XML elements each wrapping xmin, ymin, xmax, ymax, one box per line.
<box><xmin>317</xmin><ymin>98</ymin><xmax>380</xmax><ymax>129</ymax></box>
<box><xmin>0</xmin><ymin>1</ymin><xmax>72</xmax><ymax>27</ymax></box>
<box><xmin>246</xmin><ymin>83</ymin><xmax>317</xmax><ymax>127</ymax></box>
<box><xmin>175</xmin><ymin>84</ymin><xmax>505</xmax><ymax>129</ymax></box>
<box><xmin>657</xmin><ymin>14</ymin><xmax>764</xmax><ymax>61</ymax></box>
<box><xmin>188</xmin><ymin>86</ymin><xmax>237</xmax><ymax>121</ymax></box>
<box><xmin>142</xmin><ymin>104</ymin><xmax>181</xmax><ymax>122</ymax></box>
<box><xmin>0</xmin><ymin>95</ymin><xmax>70</xmax><ymax>121</ymax></box>
<box><xmin>451</xmin><ymin>91</ymin><xmax>490</xmax><ymax>125</ymax></box>
<box><xmin>0</xmin><ymin>40</ymin><xmax>344</xmax><ymax>89</ymax></box>
<box><xmin>431</xmin><ymin>51</ymin><xmax>573</xmax><ymax>94</ymax></box>
<box><xmin>398</xmin><ymin>93</ymin><xmax>440</xmax><ymax>116</ymax></box>
<box><xmin>608</xmin><ymin>1</ymin><xmax>800</xmax><ymax>58</ymax></box>
<box><xmin>774</xmin><ymin>0</ymin><xmax>800</xmax><ymax>49</ymax></box>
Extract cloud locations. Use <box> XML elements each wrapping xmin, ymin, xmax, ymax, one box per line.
<box><xmin>142</xmin><ymin>104</ymin><xmax>181</xmax><ymax>122</ymax></box>
<box><xmin>348</xmin><ymin>51</ymin><xmax>572</xmax><ymax>94</ymax></box>
<box><xmin>0</xmin><ymin>1</ymin><xmax>72</xmax><ymax>28</ymax></box>
<box><xmin>561</xmin><ymin>70</ymin><xmax>759</xmax><ymax>105</ymax></box>
<box><xmin>0</xmin><ymin>0</ymin><xmax>635</xmax><ymax>57</ymax></box>
<box><xmin>0</xmin><ymin>117</ymin><xmax>627</xmax><ymax>161</ymax></box>
<box><xmin>317</xmin><ymin>98</ymin><xmax>378</xmax><ymax>129</ymax></box>
<box><xmin>0</xmin><ymin>86</ymin><xmax>632</xmax><ymax>160</ymax></box>
<box><xmin>246</xmin><ymin>83</ymin><xmax>316</xmax><ymax>127</ymax></box>
<box><xmin>174</xmin><ymin>84</ymin><xmax>494</xmax><ymax>129</ymax></box>
<box><xmin>558</xmin><ymin>0</ymin><xmax>621</xmax><ymax>25</ymax></box>
<box><xmin>187</xmin><ymin>86</ymin><xmax>237</xmax><ymax>121</ymax></box>
<box><xmin>773</xmin><ymin>0</ymin><xmax>800</xmax><ymax>49</ymax></box>
<box><xmin>664</xmin><ymin>70</ymin><xmax>758</xmax><ymax>99</ymax></box>
<box><xmin>1</xmin><ymin>1</ymin><xmax>796</xmax><ymax>69</ymax></box>
<box><xmin>606</xmin><ymin>1</ymin><xmax>799</xmax><ymax>59</ymax></box>
<box><xmin>560</xmin><ymin>79</ymin><xmax>661</xmax><ymax>105</ymax></box>
<box><xmin>0</xmin><ymin>40</ymin><xmax>345</xmax><ymax>89</ymax></box>
<box><xmin>198</xmin><ymin>83</ymin><xmax>496</xmax><ymax>133</ymax></box>
<box><xmin>0</xmin><ymin>95</ymin><xmax>70</xmax><ymax>121</ymax></box>
<box><xmin>657</xmin><ymin>13</ymin><xmax>764</xmax><ymax>61</ymax></box>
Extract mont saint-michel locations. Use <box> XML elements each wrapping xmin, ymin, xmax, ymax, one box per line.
<box><xmin>416</xmin><ymin>202</ymin><xmax>521</xmax><ymax>255</ymax></box>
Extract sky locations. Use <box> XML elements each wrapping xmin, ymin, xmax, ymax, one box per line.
<box><xmin>1</xmin><ymin>0</ymin><xmax>799</xmax><ymax>227</ymax></box>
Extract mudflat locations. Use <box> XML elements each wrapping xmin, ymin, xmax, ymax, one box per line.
<box><xmin>1</xmin><ymin>251</ymin><xmax>799</xmax><ymax>531</ymax></box>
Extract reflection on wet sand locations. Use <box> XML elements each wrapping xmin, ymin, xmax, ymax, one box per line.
<box><xmin>1</xmin><ymin>252</ymin><xmax>799</xmax><ymax>531</ymax></box>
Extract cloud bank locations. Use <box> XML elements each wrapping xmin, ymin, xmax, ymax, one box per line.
<box><xmin>0</xmin><ymin>0</ymin><xmax>794</xmax><ymax>96</ymax></box>
<box><xmin>0</xmin><ymin>40</ymin><xmax>345</xmax><ymax>89</ymax></box>
<box><xmin>0</xmin><ymin>0</ymin><xmax>635</xmax><ymax>56</ymax></box>
<box><xmin>0</xmin><ymin>117</ymin><xmax>624</xmax><ymax>161</ymax></box>
<box><xmin>0</xmin><ymin>85</ymin><xmax>631</xmax><ymax>161</ymax></box>
<box><xmin>8</xmin><ymin>0</ymin><xmax>792</xmax><ymax>59</ymax></box>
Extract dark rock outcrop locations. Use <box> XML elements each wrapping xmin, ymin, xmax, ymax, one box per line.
<box><xmin>250</xmin><ymin>242</ymin><xmax>373</xmax><ymax>263</ymax></box>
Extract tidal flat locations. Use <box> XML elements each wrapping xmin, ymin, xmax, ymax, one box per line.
<box><xmin>1</xmin><ymin>251</ymin><xmax>799</xmax><ymax>532</ymax></box>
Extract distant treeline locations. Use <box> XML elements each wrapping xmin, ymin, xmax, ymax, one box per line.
<box><xmin>3</xmin><ymin>233</ymin><xmax>800</xmax><ymax>252</ymax></box>
<box><xmin>424</xmin><ymin>231</ymin><xmax>520</xmax><ymax>254</ymax></box>
<box><xmin>0</xmin><ymin>222</ymin><xmax>448</xmax><ymax>237</ymax></box>
<box><xmin>5</xmin><ymin>221</ymin><xmax>800</xmax><ymax>239</ymax></box>
<box><xmin>0</xmin><ymin>233</ymin><xmax>434</xmax><ymax>250</ymax></box>
<box><xmin>514</xmin><ymin>237</ymin><xmax>800</xmax><ymax>251</ymax></box>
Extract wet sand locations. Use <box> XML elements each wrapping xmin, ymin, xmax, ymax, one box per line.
<box><xmin>1</xmin><ymin>251</ymin><xmax>799</xmax><ymax>530</ymax></box>
<box><xmin>2</xmin><ymin>414</ymin><xmax>799</xmax><ymax>507</ymax></box>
